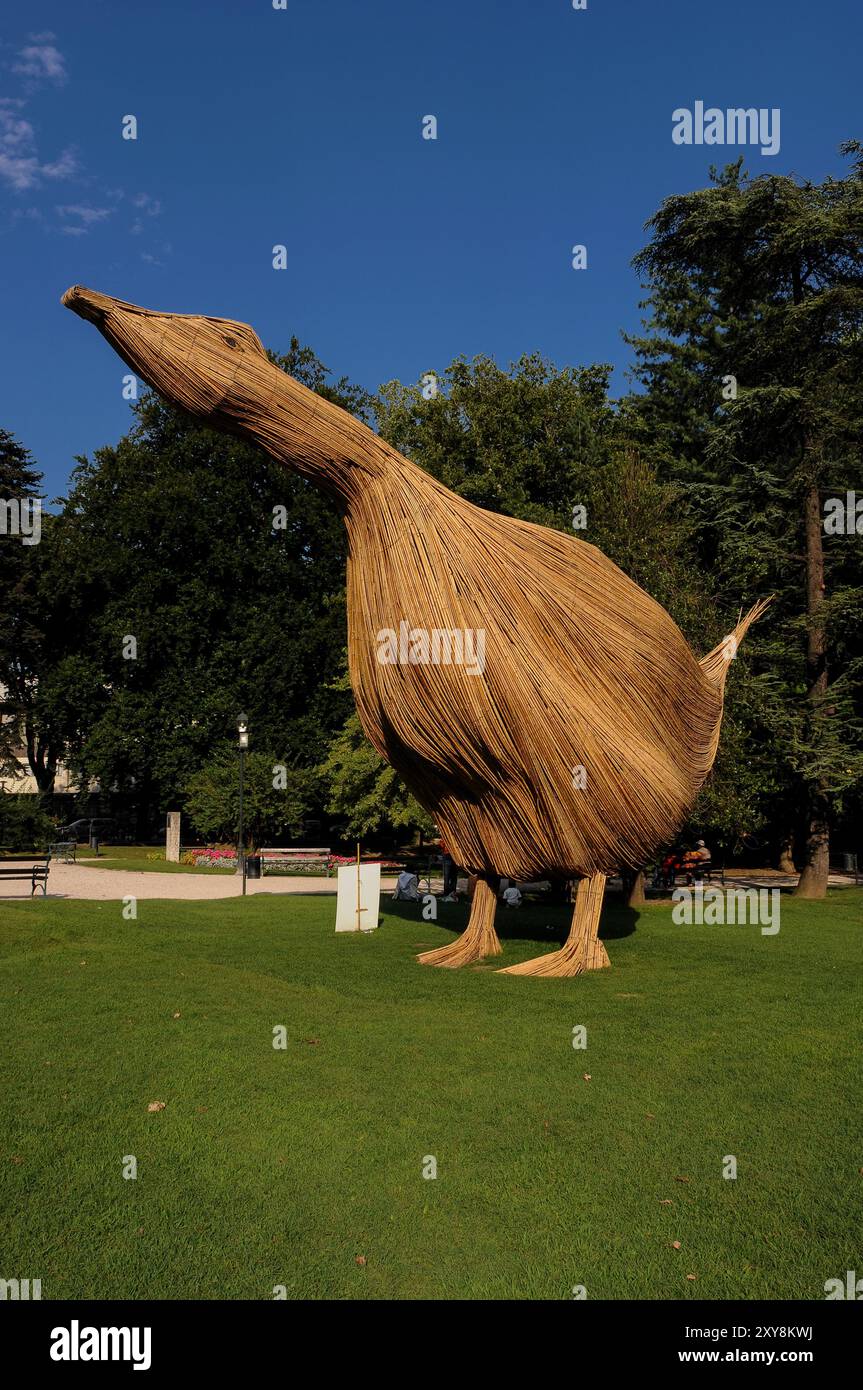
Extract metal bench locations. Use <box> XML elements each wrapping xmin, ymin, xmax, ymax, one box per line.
<box><xmin>0</xmin><ymin>856</ymin><xmax>51</xmax><ymax>896</ymax></box>
<box><xmin>49</xmin><ymin>841</ymin><xmax>76</xmax><ymax>863</ymax></box>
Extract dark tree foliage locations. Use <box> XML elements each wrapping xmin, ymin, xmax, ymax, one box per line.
<box><xmin>23</xmin><ymin>341</ymin><xmax>370</xmax><ymax>829</ymax></box>
<box><xmin>0</xmin><ymin>429</ymin><xmax>62</xmax><ymax>796</ymax></box>
<box><xmin>626</xmin><ymin>152</ymin><xmax>863</xmax><ymax>890</ymax></box>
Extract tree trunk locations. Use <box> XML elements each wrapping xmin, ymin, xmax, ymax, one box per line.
<box><xmin>776</xmin><ymin>831</ymin><xmax>796</xmax><ymax>875</ymax></box>
<box><xmin>795</xmin><ymin>481</ymin><xmax>830</xmax><ymax>898</ymax></box>
<box><xmin>23</xmin><ymin>716</ymin><xmax>57</xmax><ymax>796</ymax></box>
<box><xmin>622</xmin><ymin>867</ymin><xmax>646</xmax><ymax>907</ymax></box>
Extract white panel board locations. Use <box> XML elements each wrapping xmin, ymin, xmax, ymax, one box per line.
<box><xmin>335</xmin><ymin>862</ymin><xmax>381</xmax><ymax>933</ymax></box>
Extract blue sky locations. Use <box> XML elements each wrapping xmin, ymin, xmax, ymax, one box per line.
<box><xmin>1</xmin><ymin>0</ymin><xmax>859</xmax><ymax>498</ymax></box>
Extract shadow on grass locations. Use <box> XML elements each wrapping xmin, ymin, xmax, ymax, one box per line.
<box><xmin>384</xmin><ymin>894</ymin><xmax>640</xmax><ymax>946</ymax></box>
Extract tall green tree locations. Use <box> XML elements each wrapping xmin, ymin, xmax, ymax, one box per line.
<box><xmin>317</xmin><ymin>670</ymin><xmax>435</xmax><ymax>842</ymax></box>
<box><xmin>0</xmin><ymin>430</ymin><xmax>66</xmax><ymax>798</ymax></box>
<box><xmin>38</xmin><ymin>341</ymin><xmax>367</xmax><ymax>829</ymax></box>
<box><xmin>376</xmin><ymin>352</ymin><xmax>614</xmax><ymax>530</ymax></box>
<box><xmin>184</xmin><ymin>747</ymin><xmax>308</xmax><ymax>847</ymax></box>
<box><xmin>627</xmin><ymin>151</ymin><xmax>863</xmax><ymax>895</ymax></box>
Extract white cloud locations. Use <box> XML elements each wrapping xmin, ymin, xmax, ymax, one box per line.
<box><xmin>0</xmin><ymin>113</ymin><xmax>36</xmax><ymax>153</ymax></box>
<box><xmin>0</xmin><ymin>155</ymin><xmax>39</xmax><ymax>190</ymax></box>
<box><xmin>132</xmin><ymin>192</ymin><xmax>162</xmax><ymax>216</ymax></box>
<box><xmin>0</xmin><ymin>104</ymin><xmax>76</xmax><ymax>190</ymax></box>
<box><xmin>13</xmin><ymin>34</ymin><xmax>68</xmax><ymax>85</ymax></box>
<box><xmin>1</xmin><ymin>48</ymin><xmax>166</xmax><ymax>251</ymax></box>
<box><xmin>41</xmin><ymin>149</ymin><xmax>78</xmax><ymax>179</ymax></box>
<box><xmin>56</xmin><ymin>203</ymin><xmax>113</xmax><ymax>230</ymax></box>
<box><xmin>56</xmin><ymin>203</ymin><xmax>112</xmax><ymax>225</ymax></box>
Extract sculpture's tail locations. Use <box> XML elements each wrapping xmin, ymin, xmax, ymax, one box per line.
<box><xmin>699</xmin><ymin>596</ymin><xmax>773</xmax><ymax>695</ymax></box>
<box><xmin>694</xmin><ymin>596</ymin><xmax>771</xmax><ymax>778</ymax></box>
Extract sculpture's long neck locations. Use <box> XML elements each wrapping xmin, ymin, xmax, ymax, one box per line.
<box><xmin>228</xmin><ymin>362</ymin><xmax>394</xmax><ymax>511</ymax></box>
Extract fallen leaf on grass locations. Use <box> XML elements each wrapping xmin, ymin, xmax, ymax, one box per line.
<box><xmin>671</xmin><ymin>1241</ymin><xmax>681</xmax><ymax>1250</ymax></box>
<box><xmin>147</xmin><ymin>1101</ymin><xmax>166</xmax><ymax>1112</ymax></box>
<box><xmin>686</xmin><ymin>1273</ymin><xmax>697</xmax><ymax>1281</ymax></box>
<box><xmin>355</xmin><ymin>1255</ymin><xmax>367</xmax><ymax>1267</ymax></box>
<box><xmin>674</xmin><ymin>1175</ymin><xmax>691</xmax><ymax>1183</ymax></box>
<box><xmin>659</xmin><ymin>1199</ymin><xmax>673</xmax><ymax>1206</ymax></box>
<box><xmin>172</xmin><ymin>1012</ymin><xmax>181</xmax><ymax>1019</ymax></box>
<box><xmin>583</xmin><ymin>1074</ymin><xmax>591</xmax><ymax>1082</ymax></box>
<box><xmin>302</xmin><ymin>1038</ymin><xmax>320</xmax><ymax>1046</ymax></box>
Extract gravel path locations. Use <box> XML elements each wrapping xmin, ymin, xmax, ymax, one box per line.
<box><xmin>0</xmin><ymin>861</ymin><xmax>399</xmax><ymax>901</ymax></box>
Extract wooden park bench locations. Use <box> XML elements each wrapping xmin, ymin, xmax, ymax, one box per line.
<box><xmin>260</xmin><ymin>847</ymin><xmax>332</xmax><ymax>877</ymax></box>
<box><xmin>49</xmin><ymin>841</ymin><xmax>77</xmax><ymax>863</ymax></box>
<box><xmin>685</xmin><ymin>856</ymin><xmax>725</xmax><ymax>886</ymax></box>
<box><xmin>0</xmin><ymin>855</ymin><xmax>51</xmax><ymax>896</ymax></box>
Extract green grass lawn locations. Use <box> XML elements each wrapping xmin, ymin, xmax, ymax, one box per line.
<box><xmin>1</xmin><ymin>888</ymin><xmax>860</xmax><ymax>1300</ymax></box>
<box><xmin>74</xmin><ymin>845</ymin><xmax>234</xmax><ymax>875</ymax></box>
<box><xmin>75</xmin><ymin>844</ymin><xmax>159</xmax><ymax>860</ymax></box>
<box><xmin>77</xmin><ymin>857</ymin><xmax>235</xmax><ymax>874</ymax></box>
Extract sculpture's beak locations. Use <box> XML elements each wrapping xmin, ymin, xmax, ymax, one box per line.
<box><xmin>61</xmin><ymin>283</ymin><xmax>242</xmax><ymax>418</ymax></box>
<box><xmin>62</xmin><ymin>283</ymin><xmax>288</xmax><ymax>451</ymax></box>
<box><xmin>61</xmin><ymin>284</ymin><xmax>114</xmax><ymax>328</ymax></box>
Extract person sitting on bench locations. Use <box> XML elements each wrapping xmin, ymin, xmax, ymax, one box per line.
<box><xmin>683</xmin><ymin>840</ymin><xmax>713</xmax><ymax>882</ymax></box>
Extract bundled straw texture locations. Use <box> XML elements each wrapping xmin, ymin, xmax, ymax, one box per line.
<box><xmin>62</xmin><ymin>288</ymin><xmax>768</xmax><ymax>965</ymax></box>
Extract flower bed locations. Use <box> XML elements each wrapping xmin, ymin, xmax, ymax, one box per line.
<box><xmin>181</xmin><ymin>846</ymin><xmax>238</xmax><ymax>868</ymax></box>
<box><xmin>170</xmin><ymin>848</ymin><xmax>402</xmax><ymax>875</ymax></box>
<box><xmin>263</xmin><ymin>853</ymin><xmax>353</xmax><ymax>876</ymax></box>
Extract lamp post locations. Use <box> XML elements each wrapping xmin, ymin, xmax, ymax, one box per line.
<box><xmin>237</xmin><ymin>712</ymin><xmax>249</xmax><ymax>896</ymax></box>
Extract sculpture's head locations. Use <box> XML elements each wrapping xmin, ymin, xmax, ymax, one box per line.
<box><xmin>61</xmin><ymin>285</ymin><xmax>269</xmax><ymax>421</ymax></box>
<box><xmin>63</xmin><ymin>282</ymin><xmax>398</xmax><ymax>501</ymax></box>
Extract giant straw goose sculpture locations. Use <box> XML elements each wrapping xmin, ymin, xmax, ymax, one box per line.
<box><xmin>62</xmin><ymin>287</ymin><xmax>767</xmax><ymax>977</ymax></box>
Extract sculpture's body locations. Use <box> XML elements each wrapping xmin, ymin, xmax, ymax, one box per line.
<box><xmin>63</xmin><ymin>287</ymin><xmax>766</xmax><ymax>976</ymax></box>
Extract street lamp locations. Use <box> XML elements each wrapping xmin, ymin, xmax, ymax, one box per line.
<box><xmin>237</xmin><ymin>712</ymin><xmax>249</xmax><ymax>895</ymax></box>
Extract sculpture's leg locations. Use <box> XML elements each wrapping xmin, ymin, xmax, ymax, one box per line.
<box><xmin>417</xmin><ymin>876</ymin><xmax>502</xmax><ymax>967</ymax></box>
<box><xmin>498</xmin><ymin>873</ymin><xmax>609</xmax><ymax>977</ymax></box>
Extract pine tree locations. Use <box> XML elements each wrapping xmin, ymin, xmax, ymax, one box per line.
<box><xmin>626</xmin><ymin>151</ymin><xmax>863</xmax><ymax>895</ymax></box>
